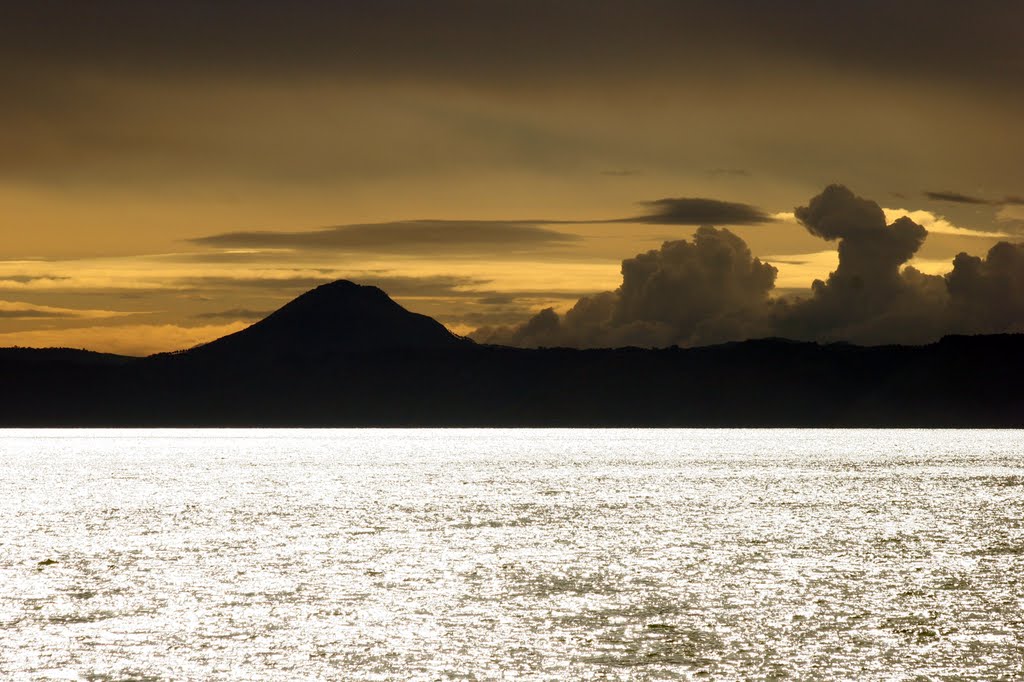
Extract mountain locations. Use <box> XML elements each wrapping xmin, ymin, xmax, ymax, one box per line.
<box><xmin>1</xmin><ymin>280</ymin><xmax>1023</xmax><ymax>426</ymax></box>
<box><xmin>181</xmin><ymin>280</ymin><xmax>472</xmax><ymax>361</ymax></box>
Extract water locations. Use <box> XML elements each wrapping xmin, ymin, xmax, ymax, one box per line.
<box><xmin>1</xmin><ymin>429</ymin><xmax>1023</xmax><ymax>680</ymax></box>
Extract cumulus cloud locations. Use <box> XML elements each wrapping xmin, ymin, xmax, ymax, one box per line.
<box><xmin>473</xmin><ymin>185</ymin><xmax>1024</xmax><ymax>348</ymax></box>
<box><xmin>776</xmin><ymin>185</ymin><xmax>942</xmax><ymax>344</ymax></box>
<box><xmin>473</xmin><ymin>226</ymin><xmax>777</xmax><ymax>347</ymax></box>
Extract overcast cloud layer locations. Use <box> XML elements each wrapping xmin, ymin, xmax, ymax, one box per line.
<box><xmin>4</xmin><ymin>2</ymin><xmax>1021</xmax><ymax>90</ymax></box>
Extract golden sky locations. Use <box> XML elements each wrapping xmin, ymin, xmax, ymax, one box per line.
<box><xmin>1</xmin><ymin>1</ymin><xmax>1022</xmax><ymax>354</ymax></box>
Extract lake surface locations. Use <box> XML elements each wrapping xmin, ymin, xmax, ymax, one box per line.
<box><xmin>1</xmin><ymin>429</ymin><xmax>1023</xmax><ymax>680</ymax></box>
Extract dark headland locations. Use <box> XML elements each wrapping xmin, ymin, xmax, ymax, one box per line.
<box><xmin>1</xmin><ymin>280</ymin><xmax>1021</xmax><ymax>427</ymax></box>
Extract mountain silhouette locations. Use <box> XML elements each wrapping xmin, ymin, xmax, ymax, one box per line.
<box><xmin>1</xmin><ymin>279</ymin><xmax>1023</xmax><ymax>426</ymax></box>
<box><xmin>183</xmin><ymin>280</ymin><xmax>471</xmax><ymax>361</ymax></box>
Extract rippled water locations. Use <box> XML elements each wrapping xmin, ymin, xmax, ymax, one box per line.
<box><xmin>2</xmin><ymin>429</ymin><xmax>1023</xmax><ymax>680</ymax></box>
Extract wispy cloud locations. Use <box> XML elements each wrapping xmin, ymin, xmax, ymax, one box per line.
<box><xmin>193</xmin><ymin>308</ymin><xmax>270</xmax><ymax>321</ymax></box>
<box><xmin>0</xmin><ymin>300</ymin><xmax>135</xmax><ymax>320</ymax></box>
<box><xmin>924</xmin><ymin>190</ymin><xmax>1024</xmax><ymax>207</ymax></box>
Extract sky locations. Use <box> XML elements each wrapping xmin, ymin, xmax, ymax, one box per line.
<box><xmin>1</xmin><ymin>0</ymin><xmax>1023</xmax><ymax>355</ymax></box>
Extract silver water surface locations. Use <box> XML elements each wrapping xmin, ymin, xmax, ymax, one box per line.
<box><xmin>1</xmin><ymin>429</ymin><xmax>1023</xmax><ymax>680</ymax></box>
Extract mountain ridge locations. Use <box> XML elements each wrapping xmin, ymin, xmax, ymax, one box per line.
<box><xmin>1</xmin><ymin>280</ymin><xmax>1022</xmax><ymax>426</ymax></box>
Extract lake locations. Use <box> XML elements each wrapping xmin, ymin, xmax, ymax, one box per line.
<box><xmin>1</xmin><ymin>429</ymin><xmax>1022</xmax><ymax>680</ymax></box>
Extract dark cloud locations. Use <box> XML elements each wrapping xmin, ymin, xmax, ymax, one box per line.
<box><xmin>625</xmin><ymin>198</ymin><xmax>774</xmax><ymax>226</ymax></box>
<box><xmin>472</xmin><ymin>185</ymin><xmax>1024</xmax><ymax>348</ymax></box>
<box><xmin>708</xmin><ymin>168</ymin><xmax>750</xmax><ymax>177</ymax></box>
<box><xmin>190</xmin><ymin>220</ymin><xmax>580</xmax><ymax>254</ymax></box>
<box><xmin>193</xmin><ymin>308</ymin><xmax>270</xmax><ymax>321</ymax></box>
<box><xmin>925</xmin><ymin>190</ymin><xmax>993</xmax><ymax>205</ymax></box>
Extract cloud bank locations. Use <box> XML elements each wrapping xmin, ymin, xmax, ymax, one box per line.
<box><xmin>473</xmin><ymin>185</ymin><xmax>1024</xmax><ymax>347</ymax></box>
<box><xmin>190</xmin><ymin>220</ymin><xmax>580</xmax><ymax>255</ymax></box>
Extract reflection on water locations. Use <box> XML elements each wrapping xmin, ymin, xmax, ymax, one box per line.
<box><xmin>1</xmin><ymin>429</ymin><xmax>1023</xmax><ymax>680</ymax></box>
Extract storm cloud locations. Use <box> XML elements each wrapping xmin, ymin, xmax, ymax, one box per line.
<box><xmin>474</xmin><ymin>185</ymin><xmax>1024</xmax><ymax>348</ymax></box>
